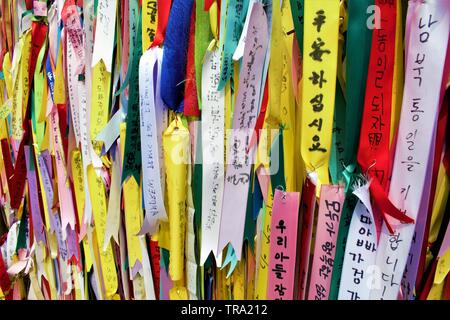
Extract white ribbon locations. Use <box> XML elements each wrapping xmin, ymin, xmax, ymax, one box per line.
<box><xmin>338</xmin><ymin>182</ymin><xmax>377</xmax><ymax>300</ymax></box>
<box><xmin>200</xmin><ymin>48</ymin><xmax>226</xmax><ymax>265</ymax></box>
<box><xmin>371</xmin><ymin>0</ymin><xmax>450</xmax><ymax>300</ymax></box>
<box><xmin>91</xmin><ymin>0</ymin><xmax>117</xmax><ymax>71</ymax></box>
<box><xmin>138</xmin><ymin>47</ymin><xmax>168</xmax><ymax>235</ymax></box>
<box><xmin>218</xmin><ymin>3</ymin><xmax>269</xmax><ymax>260</ymax></box>
<box><xmin>66</xmin><ymin>36</ymin><xmax>81</xmax><ymax>145</ymax></box>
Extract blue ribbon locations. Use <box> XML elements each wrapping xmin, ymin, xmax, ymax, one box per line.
<box><xmin>160</xmin><ymin>0</ymin><xmax>194</xmax><ymax>112</ymax></box>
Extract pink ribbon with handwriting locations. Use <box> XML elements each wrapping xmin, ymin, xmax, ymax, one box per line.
<box><xmin>308</xmin><ymin>184</ymin><xmax>345</xmax><ymax>300</ymax></box>
<box><xmin>268</xmin><ymin>189</ymin><xmax>300</xmax><ymax>300</ymax></box>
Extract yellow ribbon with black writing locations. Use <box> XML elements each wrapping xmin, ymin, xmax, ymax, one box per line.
<box><xmin>142</xmin><ymin>0</ymin><xmax>158</xmax><ymax>51</ymax></box>
<box><xmin>300</xmin><ymin>0</ymin><xmax>339</xmax><ymax>188</ymax></box>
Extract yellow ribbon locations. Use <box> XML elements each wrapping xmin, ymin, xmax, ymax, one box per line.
<box><xmin>301</xmin><ymin>0</ymin><xmax>340</xmax><ymax>188</ymax></box>
<box><xmin>142</xmin><ymin>0</ymin><xmax>158</xmax><ymax>51</ymax></box>
<box><xmin>87</xmin><ymin>164</ymin><xmax>118</xmax><ymax>298</ymax></box>
<box><xmin>163</xmin><ymin>116</ymin><xmax>190</xmax><ymax>282</ymax></box>
<box><xmin>90</xmin><ymin>60</ymin><xmax>111</xmax><ymax>156</ymax></box>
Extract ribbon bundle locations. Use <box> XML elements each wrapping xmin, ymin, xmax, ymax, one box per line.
<box><xmin>0</xmin><ymin>0</ymin><xmax>449</xmax><ymax>300</ymax></box>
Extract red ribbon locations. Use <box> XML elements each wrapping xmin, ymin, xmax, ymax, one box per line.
<box><xmin>247</xmin><ymin>76</ymin><xmax>268</xmax><ymax>153</ymax></box>
<box><xmin>295</xmin><ymin>177</ymin><xmax>316</xmax><ymax>300</ymax></box>
<box><xmin>1</xmin><ymin>139</ymin><xmax>14</xmax><ymax>193</ymax></box>
<box><xmin>254</xmin><ymin>76</ymin><xmax>269</xmax><ymax>144</ymax></box>
<box><xmin>57</xmin><ymin>103</ymin><xmax>69</xmax><ymax>161</ymax></box>
<box><xmin>183</xmin><ymin>2</ymin><xmax>200</xmax><ymax>117</ymax></box>
<box><xmin>1</xmin><ymin>0</ymin><xmax>14</xmax><ymax>55</ymax></box>
<box><xmin>444</xmin><ymin>274</ymin><xmax>450</xmax><ymax>300</ymax></box>
<box><xmin>0</xmin><ymin>1</ymin><xmax>7</xmax><ymax>51</ymax></box>
<box><xmin>358</xmin><ymin>0</ymin><xmax>396</xmax><ymax>188</ymax></box>
<box><xmin>151</xmin><ymin>0</ymin><xmax>173</xmax><ymax>48</ymax></box>
<box><xmin>357</xmin><ymin>0</ymin><xmax>413</xmax><ymax>232</ymax></box>
<box><xmin>25</xmin><ymin>0</ymin><xmax>33</xmax><ymax>10</ymax></box>
<box><xmin>149</xmin><ymin>240</ymin><xmax>161</xmax><ymax>299</ymax></box>
<box><xmin>369</xmin><ymin>179</ymin><xmax>414</xmax><ymax>234</ymax></box>
<box><xmin>0</xmin><ymin>249</ymin><xmax>12</xmax><ymax>300</ymax></box>
<box><xmin>10</xmin><ymin>140</ymin><xmax>28</xmax><ymax>209</ymax></box>
<box><xmin>204</xmin><ymin>0</ymin><xmax>215</xmax><ymax>11</ymax></box>
<box><xmin>418</xmin><ymin>259</ymin><xmax>438</xmax><ymax>300</ymax></box>
<box><xmin>29</xmin><ymin>21</ymin><xmax>48</xmax><ymax>96</ymax></box>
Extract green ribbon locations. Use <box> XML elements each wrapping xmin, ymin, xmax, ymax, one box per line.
<box><xmin>329</xmin><ymin>163</ymin><xmax>359</xmax><ymax>299</ymax></box>
<box><xmin>193</xmin><ymin>125</ymin><xmax>203</xmax><ymax>258</ymax></box>
<box><xmin>244</xmin><ymin>165</ymin><xmax>256</xmax><ymax>251</ymax></box>
<box><xmin>121</xmin><ymin>10</ymin><xmax>143</xmax><ymax>183</ymax></box>
<box><xmin>329</xmin><ymin>0</ymin><xmax>374</xmax><ymax>299</ymax></box>
<box><xmin>217</xmin><ymin>0</ymin><xmax>249</xmax><ymax>90</ymax></box>
<box><xmin>16</xmin><ymin>202</ymin><xmax>28</xmax><ymax>252</ymax></box>
<box><xmin>329</xmin><ymin>189</ymin><xmax>358</xmax><ymax>299</ymax></box>
<box><xmin>115</xmin><ymin>0</ymin><xmax>139</xmax><ymax>97</ymax></box>
<box><xmin>289</xmin><ymin>0</ymin><xmax>304</xmax><ymax>54</ymax></box>
<box><xmin>161</xmin><ymin>247</ymin><xmax>170</xmax><ymax>274</ymax></box>
<box><xmin>192</xmin><ymin>124</ymin><xmax>204</xmax><ymax>298</ymax></box>
<box><xmin>270</xmin><ymin>128</ymin><xmax>286</xmax><ymax>194</ymax></box>
<box><xmin>329</xmin><ymin>82</ymin><xmax>346</xmax><ymax>185</ymax></box>
<box><xmin>343</xmin><ymin>0</ymin><xmax>373</xmax><ymax>166</ymax></box>
<box><xmin>194</xmin><ymin>0</ymin><xmax>213</xmax><ymax>110</ymax></box>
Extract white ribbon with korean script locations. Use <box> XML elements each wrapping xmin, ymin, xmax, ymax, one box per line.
<box><xmin>138</xmin><ymin>47</ymin><xmax>168</xmax><ymax>235</ymax></box>
<box><xmin>338</xmin><ymin>182</ymin><xmax>378</xmax><ymax>300</ymax></box>
<box><xmin>66</xmin><ymin>35</ymin><xmax>81</xmax><ymax>145</ymax></box>
<box><xmin>200</xmin><ymin>48</ymin><xmax>226</xmax><ymax>265</ymax></box>
<box><xmin>371</xmin><ymin>0</ymin><xmax>450</xmax><ymax>300</ymax></box>
<box><xmin>217</xmin><ymin>3</ymin><xmax>269</xmax><ymax>260</ymax></box>
<box><xmin>91</xmin><ymin>0</ymin><xmax>117</xmax><ymax>72</ymax></box>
